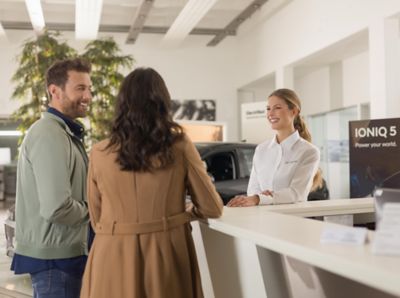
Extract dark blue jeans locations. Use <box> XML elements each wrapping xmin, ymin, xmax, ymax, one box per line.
<box><xmin>30</xmin><ymin>269</ymin><xmax>82</xmax><ymax>298</ymax></box>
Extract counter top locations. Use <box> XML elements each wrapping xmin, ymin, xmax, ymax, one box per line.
<box><xmin>204</xmin><ymin>198</ymin><xmax>399</xmax><ymax>297</ymax></box>
<box><xmin>220</xmin><ymin>197</ymin><xmax>374</xmax><ymax>218</ymax></box>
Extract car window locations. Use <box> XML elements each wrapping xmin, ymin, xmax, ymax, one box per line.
<box><xmin>237</xmin><ymin>148</ymin><xmax>255</xmax><ymax>178</ymax></box>
<box><xmin>205</xmin><ymin>152</ymin><xmax>235</xmax><ymax>182</ymax></box>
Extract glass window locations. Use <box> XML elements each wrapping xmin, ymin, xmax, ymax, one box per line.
<box><xmin>237</xmin><ymin>148</ymin><xmax>255</xmax><ymax>178</ymax></box>
<box><xmin>205</xmin><ymin>153</ymin><xmax>235</xmax><ymax>182</ymax></box>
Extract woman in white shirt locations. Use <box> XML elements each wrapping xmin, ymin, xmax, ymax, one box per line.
<box><xmin>227</xmin><ymin>88</ymin><xmax>321</xmax><ymax>207</ymax></box>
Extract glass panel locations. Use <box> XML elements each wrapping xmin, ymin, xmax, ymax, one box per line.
<box><xmin>308</xmin><ymin>106</ymin><xmax>358</xmax><ymax>198</ymax></box>
<box><xmin>237</xmin><ymin>148</ymin><xmax>255</xmax><ymax>178</ymax></box>
<box><xmin>205</xmin><ymin>153</ymin><xmax>235</xmax><ymax>181</ymax></box>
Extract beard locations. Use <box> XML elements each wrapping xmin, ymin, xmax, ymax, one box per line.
<box><xmin>60</xmin><ymin>94</ymin><xmax>88</xmax><ymax>119</ymax></box>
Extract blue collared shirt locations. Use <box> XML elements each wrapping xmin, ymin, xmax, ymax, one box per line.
<box><xmin>11</xmin><ymin>107</ymin><xmax>87</xmax><ymax>277</ymax></box>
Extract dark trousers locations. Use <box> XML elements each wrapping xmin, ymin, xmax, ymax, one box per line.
<box><xmin>31</xmin><ymin>269</ymin><xmax>82</xmax><ymax>298</ymax></box>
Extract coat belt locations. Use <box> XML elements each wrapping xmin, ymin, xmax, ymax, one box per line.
<box><xmin>94</xmin><ymin>212</ymin><xmax>191</xmax><ymax>235</ymax></box>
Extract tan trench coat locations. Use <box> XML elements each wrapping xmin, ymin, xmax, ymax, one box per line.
<box><xmin>80</xmin><ymin>136</ymin><xmax>223</xmax><ymax>298</ymax></box>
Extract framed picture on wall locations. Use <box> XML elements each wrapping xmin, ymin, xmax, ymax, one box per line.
<box><xmin>171</xmin><ymin>99</ymin><xmax>216</xmax><ymax>121</ymax></box>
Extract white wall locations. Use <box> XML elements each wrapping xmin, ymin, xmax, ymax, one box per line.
<box><xmin>295</xmin><ymin>67</ymin><xmax>331</xmax><ymax>116</ymax></box>
<box><xmin>293</xmin><ymin>50</ymin><xmax>370</xmax><ymax>118</ymax></box>
<box><xmin>0</xmin><ymin>36</ymin><xmax>23</xmax><ymax>117</ymax></box>
<box><xmin>235</xmin><ymin>0</ymin><xmax>400</xmax><ymax>91</ymax></box>
<box><xmin>342</xmin><ymin>51</ymin><xmax>370</xmax><ymax>107</ymax></box>
<box><xmin>0</xmin><ymin>31</ymin><xmax>242</xmax><ymax>141</ymax></box>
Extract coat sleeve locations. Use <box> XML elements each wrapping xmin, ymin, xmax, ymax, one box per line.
<box><xmin>30</xmin><ymin>127</ymin><xmax>88</xmax><ymax>226</ymax></box>
<box><xmin>87</xmin><ymin>149</ymin><xmax>101</xmax><ymax>226</ymax></box>
<box><xmin>183</xmin><ymin>138</ymin><xmax>223</xmax><ymax>219</ymax></box>
<box><xmin>272</xmin><ymin>147</ymin><xmax>320</xmax><ymax>204</ymax></box>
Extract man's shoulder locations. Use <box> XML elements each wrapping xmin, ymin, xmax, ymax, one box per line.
<box><xmin>24</xmin><ymin>117</ymin><xmax>68</xmax><ymax>148</ymax></box>
<box><xmin>29</xmin><ymin>115</ymin><xmax>65</xmax><ymax>135</ymax></box>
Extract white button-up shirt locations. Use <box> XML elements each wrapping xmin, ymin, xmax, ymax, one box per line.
<box><xmin>247</xmin><ymin>130</ymin><xmax>320</xmax><ymax>205</ymax></box>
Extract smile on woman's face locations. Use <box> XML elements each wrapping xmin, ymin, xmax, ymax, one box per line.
<box><xmin>266</xmin><ymin>95</ymin><xmax>297</xmax><ymax>131</ymax></box>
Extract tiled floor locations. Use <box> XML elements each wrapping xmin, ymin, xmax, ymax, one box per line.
<box><xmin>0</xmin><ymin>199</ymin><xmax>32</xmax><ymax>298</ymax></box>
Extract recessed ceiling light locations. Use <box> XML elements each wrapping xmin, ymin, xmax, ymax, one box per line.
<box><xmin>75</xmin><ymin>0</ymin><xmax>104</xmax><ymax>39</ymax></box>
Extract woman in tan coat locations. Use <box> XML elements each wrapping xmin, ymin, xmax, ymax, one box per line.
<box><xmin>80</xmin><ymin>67</ymin><xmax>223</xmax><ymax>298</ymax></box>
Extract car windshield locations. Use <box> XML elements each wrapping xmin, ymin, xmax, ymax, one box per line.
<box><xmin>238</xmin><ymin>148</ymin><xmax>255</xmax><ymax>178</ymax></box>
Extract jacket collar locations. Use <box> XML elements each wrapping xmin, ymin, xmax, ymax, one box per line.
<box><xmin>45</xmin><ymin>108</ymin><xmax>85</xmax><ymax>139</ymax></box>
<box><xmin>42</xmin><ymin>111</ymin><xmax>75</xmax><ymax>138</ymax></box>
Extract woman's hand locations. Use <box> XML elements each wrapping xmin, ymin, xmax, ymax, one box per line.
<box><xmin>261</xmin><ymin>190</ymin><xmax>274</xmax><ymax>196</ymax></box>
<box><xmin>227</xmin><ymin>195</ymin><xmax>260</xmax><ymax>207</ymax></box>
<box><xmin>185</xmin><ymin>202</ymin><xmax>194</xmax><ymax>213</ymax></box>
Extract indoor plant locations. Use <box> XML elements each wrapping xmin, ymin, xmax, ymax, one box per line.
<box><xmin>11</xmin><ymin>31</ymin><xmax>134</xmax><ymax>145</ymax></box>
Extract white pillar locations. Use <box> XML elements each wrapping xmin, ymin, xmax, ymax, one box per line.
<box><xmin>329</xmin><ymin>62</ymin><xmax>343</xmax><ymax>110</ymax></box>
<box><xmin>275</xmin><ymin>66</ymin><xmax>294</xmax><ymax>89</ymax></box>
<box><xmin>369</xmin><ymin>17</ymin><xmax>400</xmax><ymax>119</ymax></box>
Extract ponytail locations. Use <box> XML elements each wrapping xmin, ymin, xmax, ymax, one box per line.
<box><xmin>294</xmin><ymin>115</ymin><xmax>312</xmax><ymax>142</ymax></box>
<box><xmin>294</xmin><ymin>115</ymin><xmax>322</xmax><ymax>190</ymax></box>
<box><xmin>311</xmin><ymin>168</ymin><xmax>323</xmax><ymax>192</ymax></box>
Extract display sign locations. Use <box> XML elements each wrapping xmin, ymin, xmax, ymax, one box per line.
<box><xmin>241</xmin><ymin>101</ymin><xmax>274</xmax><ymax>144</ymax></box>
<box><xmin>349</xmin><ymin>118</ymin><xmax>400</xmax><ymax>197</ymax></box>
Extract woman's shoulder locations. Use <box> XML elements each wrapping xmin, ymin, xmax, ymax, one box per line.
<box><xmin>172</xmin><ymin>132</ymin><xmax>189</xmax><ymax>145</ymax></box>
<box><xmin>298</xmin><ymin>138</ymin><xmax>320</xmax><ymax>155</ymax></box>
<box><xmin>90</xmin><ymin>139</ymin><xmax>112</xmax><ymax>156</ymax></box>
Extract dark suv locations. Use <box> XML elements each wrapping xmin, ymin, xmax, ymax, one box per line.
<box><xmin>196</xmin><ymin>142</ymin><xmax>256</xmax><ymax>205</ymax></box>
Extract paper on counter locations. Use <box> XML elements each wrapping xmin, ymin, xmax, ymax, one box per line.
<box><xmin>320</xmin><ymin>226</ymin><xmax>367</xmax><ymax>245</ymax></box>
<box><xmin>372</xmin><ymin>203</ymin><xmax>400</xmax><ymax>256</ymax></box>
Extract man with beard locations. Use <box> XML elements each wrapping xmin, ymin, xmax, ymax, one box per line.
<box><xmin>11</xmin><ymin>58</ymin><xmax>92</xmax><ymax>298</ymax></box>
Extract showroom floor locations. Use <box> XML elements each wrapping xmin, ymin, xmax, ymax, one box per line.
<box><xmin>0</xmin><ymin>199</ymin><xmax>32</xmax><ymax>298</ymax></box>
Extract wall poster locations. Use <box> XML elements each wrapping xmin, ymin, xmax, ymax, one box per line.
<box><xmin>171</xmin><ymin>99</ymin><xmax>216</xmax><ymax>121</ymax></box>
<box><xmin>349</xmin><ymin>118</ymin><xmax>400</xmax><ymax>198</ymax></box>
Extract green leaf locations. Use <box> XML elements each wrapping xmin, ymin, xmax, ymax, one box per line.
<box><xmin>12</xmin><ymin>31</ymin><xmax>134</xmax><ymax>149</ymax></box>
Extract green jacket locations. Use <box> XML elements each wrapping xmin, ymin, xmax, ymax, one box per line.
<box><xmin>15</xmin><ymin>112</ymin><xmax>89</xmax><ymax>259</ymax></box>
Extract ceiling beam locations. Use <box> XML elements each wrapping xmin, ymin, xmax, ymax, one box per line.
<box><xmin>0</xmin><ymin>21</ymin><xmax>6</xmax><ymax>36</ymax></box>
<box><xmin>125</xmin><ymin>0</ymin><xmax>155</xmax><ymax>44</ymax></box>
<box><xmin>207</xmin><ymin>0</ymin><xmax>269</xmax><ymax>47</ymax></box>
<box><xmin>1</xmin><ymin>21</ymin><xmax>236</xmax><ymax>37</ymax></box>
<box><xmin>24</xmin><ymin>0</ymin><xmax>45</xmax><ymax>35</ymax></box>
<box><xmin>162</xmin><ymin>0</ymin><xmax>218</xmax><ymax>46</ymax></box>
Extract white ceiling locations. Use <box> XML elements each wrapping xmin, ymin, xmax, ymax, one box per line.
<box><xmin>0</xmin><ymin>0</ymin><xmax>275</xmax><ymax>45</ymax></box>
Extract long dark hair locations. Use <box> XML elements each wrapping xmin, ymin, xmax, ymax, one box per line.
<box><xmin>269</xmin><ymin>88</ymin><xmax>322</xmax><ymax>191</ymax></box>
<box><xmin>107</xmin><ymin>67</ymin><xmax>184</xmax><ymax>171</ymax></box>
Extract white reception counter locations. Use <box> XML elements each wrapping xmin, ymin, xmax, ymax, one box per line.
<box><xmin>193</xmin><ymin>198</ymin><xmax>400</xmax><ymax>298</ymax></box>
